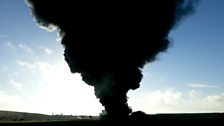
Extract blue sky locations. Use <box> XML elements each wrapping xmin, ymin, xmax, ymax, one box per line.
<box><xmin>0</xmin><ymin>0</ymin><xmax>224</xmax><ymax>115</ymax></box>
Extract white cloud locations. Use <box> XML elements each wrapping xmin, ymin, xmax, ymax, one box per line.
<box><xmin>128</xmin><ymin>88</ymin><xmax>224</xmax><ymax>114</ymax></box>
<box><xmin>6</xmin><ymin>41</ymin><xmax>16</xmax><ymax>49</ymax></box>
<box><xmin>187</xmin><ymin>83</ymin><xmax>220</xmax><ymax>88</ymax></box>
<box><xmin>206</xmin><ymin>94</ymin><xmax>224</xmax><ymax>107</ymax></box>
<box><xmin>0</xmin><ymin>91</ymin><xmax>29</xmax><ymax>112</ymax></box>
<box><xmin>18</xmin><ymin>43</ymin><xmax>33</xmax><ymax>54</ymax></box>
<box><xmin>10</xmin><ymin>79</ymin><xmax>24</xmax><ymax>92</ymax></box>
<box><xmin>5</xmin><ymin>42</ymin><xmax>34</xmax><ymax>55</ymax></box>
<box><xmin>16</xmin><ymin>60</ymin><xmax>54</xmax><ymax>73</ymax></box>
<box><xmin>39</xmin><ymin>45</ymin><xmax>53</xmax><ymax>55</ymax></box>
<box><xmin>43</xmin><ymin>47</ymin><xmax>52</xmax><ymax>55</ymax></box>
<box><xmin>16</xmin><ymin>60</ymin><xmax>36</xmax><ymax>69</ymax></box>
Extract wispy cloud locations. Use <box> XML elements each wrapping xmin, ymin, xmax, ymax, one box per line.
<box><xmin>186</xmin><ymin>83</ymin><xmax>219</xmax><ymax>88</ymax></box>
<box><xmin>18</xmin><ymin>43</ymin><xmax>33</xmax><ymax>54</ymax></box>
<box><xmin>0</xmin><ymin>34</ymin><xmax>9</xmax><ymax>38</ymax></box>
<box><xmin>129</xmin><ymin>88</ymin><xmax>224</xmax><ymax>114</ymax></box>
<box><xmin>16</xmin><ymin>60</ymin><xmax>36</xmax><ymax>69</ymax></box>
<box><xmin>5</xmin><ymin>42</ymin><xmax>34</xmax><ymax>55</ymax></box>
<box><xmin>39</xmin><ymin>45</ymin><xmax>53</xmax><ymax>55</ymax></box>
<box><xmin>15</xmin><ymin>60</ymin><xmax>56</xmax><ymax>74</ymax></box>
<box><xmin>10</xmin><ymin>79</ymin><xmax>23</xmax><ymax>92</ymax></box>
<box><xmin>6</xmin><ymin>41</ymin><xmax>16</xmax><ymax>49</ymax></box>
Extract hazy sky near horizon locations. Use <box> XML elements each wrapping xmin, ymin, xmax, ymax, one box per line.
<box><xmin>0</xmin><ymin>0</ymin><xmax>224</xmax><ymax>115</ymax></box>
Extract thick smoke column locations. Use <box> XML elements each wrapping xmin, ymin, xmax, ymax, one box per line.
<box><xmin>26</xmin><ymin>0</ymin><xmax>198</xmax><ymax>120</ymax></box>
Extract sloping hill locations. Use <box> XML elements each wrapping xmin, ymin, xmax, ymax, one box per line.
<box><xmin>0</xmin><ymin>110</ymin><xmax>94</xmax><ymax>121</ymax></box>
<box><xmin>0</xmin><ymin>110</ymin><xmax>50</xmax><ymax>121</ymax></box>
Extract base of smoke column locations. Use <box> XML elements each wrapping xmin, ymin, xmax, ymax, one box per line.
<box><xmin>99</xmin><ymin>111</ymin><xmax>224</xmax><ymax>125</ymax></box>
<box><xmin>99</xmin><ymin>111</ymin><xmax>149</xmax><ymax>123</ymax></box>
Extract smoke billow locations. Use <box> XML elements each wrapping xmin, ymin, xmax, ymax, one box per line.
<box><xmin>26</xmin><ymin>0</ymin><xmax>198</xmax><ymax>120</ymax></box>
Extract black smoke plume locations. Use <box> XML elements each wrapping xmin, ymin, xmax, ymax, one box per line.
<box><xmin>26</xmin><ymin>0</ymin><xmax>198</xmax><ymax>120</ymax></box>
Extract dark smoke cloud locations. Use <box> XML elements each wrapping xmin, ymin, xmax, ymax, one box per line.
<box><xmin>26</xmin><ymin>0</ymin><xmax>198</xmax><ymax>120</ymax></box>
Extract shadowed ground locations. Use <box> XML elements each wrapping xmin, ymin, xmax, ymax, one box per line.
<box><xmin>1</xmin><ymin>112</ymin><xmax>224</xmax><ymax>126</ymax></box>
